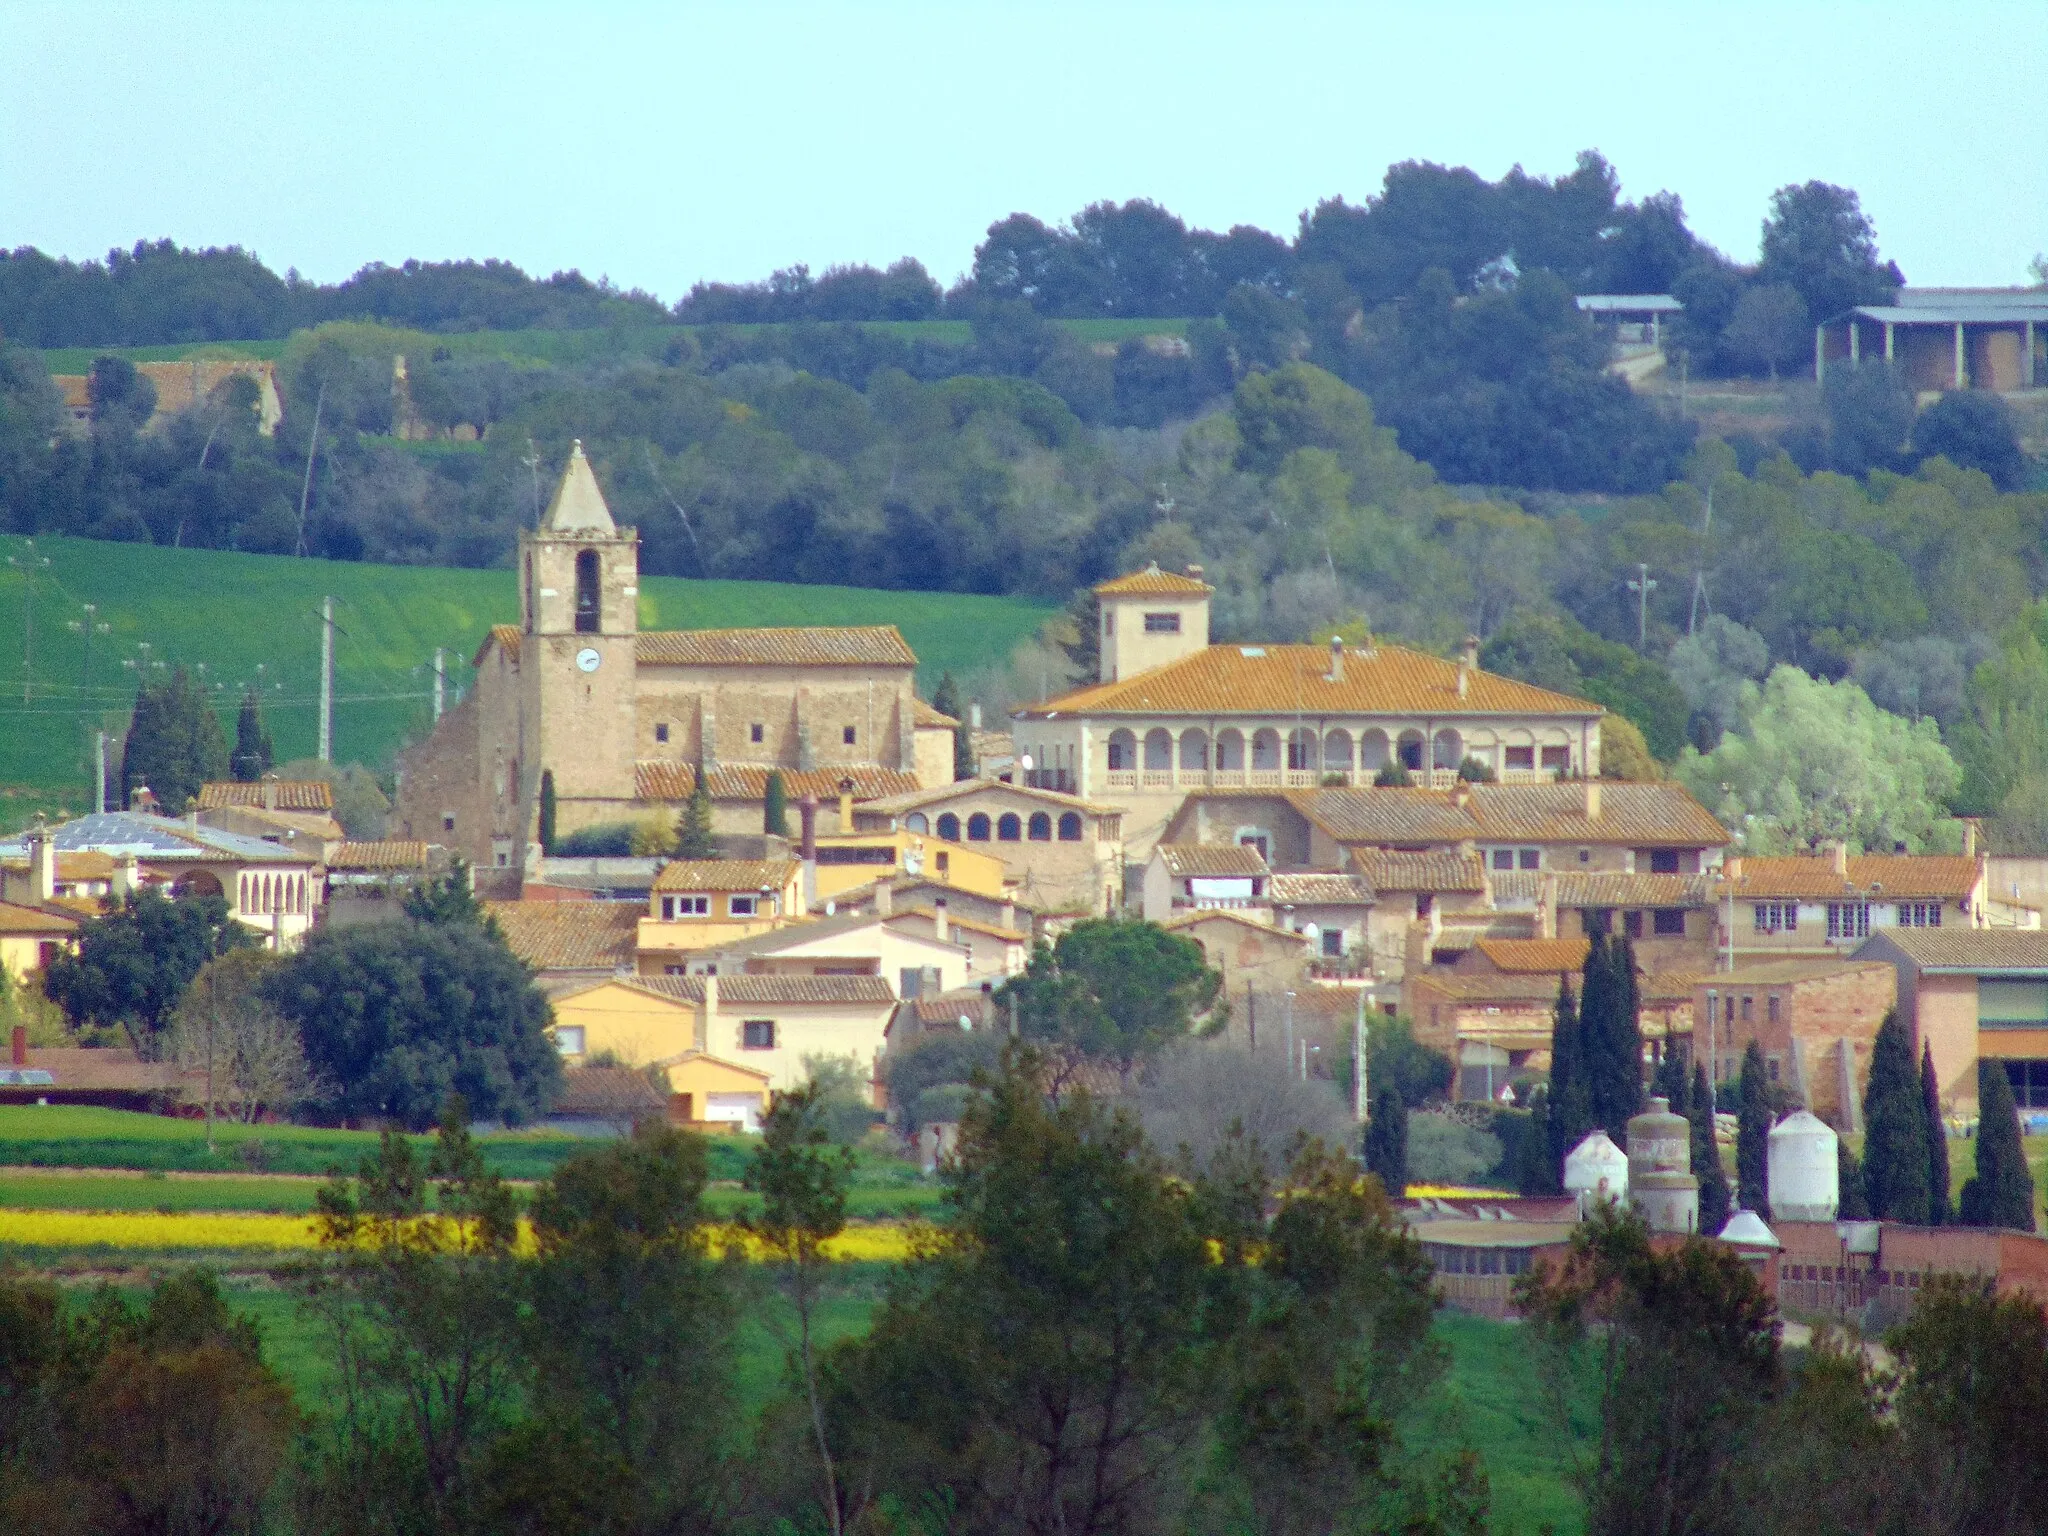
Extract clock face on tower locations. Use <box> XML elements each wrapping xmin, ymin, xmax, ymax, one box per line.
<box><xmin>575</xmin><ymin>647</ymin><xmax>601</xmax><ymax>673</ymax></box>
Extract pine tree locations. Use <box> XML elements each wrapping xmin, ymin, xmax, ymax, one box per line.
<box><xmin>1365</xmin><ymin>1085</ymin><xmax>1408</xmax><ymax>1198</ymax></box>
<box><xmin>1691</xmin><ymin>1061</ymin><xmax>1732</xmax><ymax>1234</ymax></box>
<box><xmin>1959</xmin><ymin>1061</ymin><xmax>2036</xmax><ymax>1231</ymax></box>
<box><xmin>229</xmin><ymin>687</ymin><xmax>273</xmax><ymax>782</ymax></box>
<box><xmin>1836</xmin><ymin>1138</ymin><xmax>1870</xmax><ymax>1220</ymax></box>
<box><xmin>675</xmin><ymin>757</ymin><xmax>717</xmax><ymax>859</ymax></box>
<box><xmin>1544</xmin><ymin>973</ymin><xmax>1590</xmax><ymax>1183</ymax></box>
<box><xmin>537</xmin><ymin>769</ymin><xmax>557</xmax><ymax>855</ymax></box>
<box><xmin>763</xmin><ymin>770</ymin><xmax>789</xmax><ymax>838</ymax></box>
<box><xmin>1737</xmin><ymin>1040</ymin><xmax>1773</xmax><ymax>1220</ymax></box>
<box><xmin>1922</xmin><ymin>1042</ymin><xmax>1951</xmax><ymax>1226</ymax></box>
<box><xmin>1861</xmin><ymin>1009</ymin><xmax>1931</xmax><ymax>1223</ymax></box>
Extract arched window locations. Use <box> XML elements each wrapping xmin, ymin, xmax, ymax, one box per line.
<box><xmin>1143</xmin><ymin>729</ymin><xmax>1173</xmax><ymax>770</ymax></box>
<box><xmin>906</xmin><ymin>812</ymin><xmax>929</xmax><ymax>834</ymax></box>
<box><xmin>1252</xmin><ymin>729</ymin><xmax>1282</xmax><ymax>771</ymax></box>
<box><xmin>1179</xmin><ymin>730</ymin><xmax>1209</xmax><ymax>770</ymax></box>
<box><xmin>1058</xmin><ymin>812</ymin><xmax>1083</xmax><ymax>841</ymax></box>
<box><xmin>967</xmin><ymin>813</ymin><xmax>992</xmax><ymax>841</ymax></box>
<box><xmin>1027</xmin><ymin>812</ymin><xmax>1052</xmax><ymax>841</ymax></box>
<box><xmin>1106</xmin><ymin>729</ymin><xmax>1137</xmax><ymax>771</ymax></box>
<box><xmin>574</xmin><ymin>549</ymin><xmax>600</xmax><ymax>634</ymax></box>
<box><xmin>997</xmin><ymin>813</ymin><xmax>1021</xmax><ymax>841</ymax></box>
<box><xmin>936</xmin><ymin>813</ymin><xmax>960</xmax><ymax>841</ymax></box>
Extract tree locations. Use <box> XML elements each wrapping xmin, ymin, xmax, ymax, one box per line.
<box><xmin>1691</xmin><ymin>1061</ymin><xmax>1732</xmax><ymax>1235</ymax></box>
<box><xmin>119</xmin><ymin>665</ymin><xmax>229</xmax><ymax>813</ymax></box>
<box><xmin>1364</xmin><ymin>1085</ymin><xmax>1408</xmax><ymax>1196</ymax></box>
<box><xmin>1861</xmin><ymin>1008</ymin><xmax>1932</xmax><ymax>1223</ymax></box>
<box><xmin>1364</xmin><ymin>1012</ymin><xmax>1455</xmax><ymax>1108</ymax></box>
<box><xmin>1676</xmin><ymin>666</ymin><xmax>1963</xmax><ymax>854</ymax></box>
<box><xmin>1821</xmin><ymin>357</ymin><xmax>1914</xmax><ymax>474</ymax></box>
<box><xmin>1737</xmin><ymin>1041</ymin><xmax>1772</xmax><ymax>1220</ymax></box>
<box><xmin>762</xmin><ymin>768</ymin><xmax>788</xmax><ymax>837</ymax></box>
<box><xmin>1922</xmin><ymin>1042</ymin><xmax>1952</xmax><ymax>1226</ymax></box>
<box><xmin>263</xmin><ymin>918</ymin><xmax>559</xmax><ymax>1128</ymax></box>
<box><xmin>228</xmin><ymin>687</ymin><xmax>273</xmax><ymax>782</ymax></box>
<box><xmin>1482</xmin><ymin>612</ymin><xmax>1689</xmax><ymax>761</ymax></box>
<box><xmin>1836</xmin><ymin>1138</ymin><xmax>1870</xmax><ymax>1219</ymax></box>
<box><xmin>536</xmin><ymin>768</ymin><xmax>556</xmax><ymax>854</ymax></box>
<box><xmin>1578</xmin><ymin>932</ymin><xmax>1643</xmax><ymax>1134</ymax></box>
<box><xmin>43</xmin><ymin>888</ymin><xmax>252</xmax><ymax>1052</ymax></box>
<box><xmin>931</xmin><ymin>672</ymin><xmax>975</xmax><ymax>782</ymax></box>
<box><xmin>1911</xmin><ymin>393</ymin><xmax>2028</xmax><ymax>490</ymax></box>
<box><xmin>1723</xmin><ymin>283</ymin><xmax>1809</xmax><ymax>380</ymax></box>
<box><xmin>1138</xmin><ymin>1044</ymin><xmax>1358</xmax><ymax>1174</ymax></box>
<box><xmin>1757</xmin><ymin>181</ymin><xmax>1901</xmax><ymax>327</ymax></box>
<box><xmin>998</xmin><ymin>918</ymin><xmax>1222</xmax><ymax>1082</ymax></box>
<box><xmin>1958</xmin><ymin>1061</ymin><xmax>2036</xmax><ymax>1231</ymax></box>
<box><xmin>745</xmin><ymin>1085</ymin><xmax>854</xmax><ymax>1535</ymax></box>
<box><xmin>400</xmin><ymin>856</ymin><xmax>489</xmax><ymax>929</ymax></box>
<box><xmin>166</xmin><ymin>949</ymin><xmax>319</xmax><ymax>1127</ymax></box>
<box><xmin>1544</xmin><ymin>972</ymin><xmax>1590</xmax><ymax>1187</ymax></box>
<box><xmin>675</xmin><ymin>756</ymin><xmax>716</xmax><ymax>858</ymax></box>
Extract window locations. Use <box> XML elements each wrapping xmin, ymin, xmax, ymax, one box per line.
<box><xmin>2006</xmin><ymin>1060</ymin><xmax>2048</xmax><ymax>1109</ymax></box>
<box><xmin>655</xmin><ymin>722</ymin><xmax>669</xmax><ymax>743</ymax></box>
<box><xmin>1753</xmin><ymin>901</ymin><xmax>1798</xmax><ymax>934</ymax></box>
<box><xmin>1143</xmin><ymin>611</ymin><xmax>1181</xmax><ymax>633</ymax></box>
<box><xmin>1898</xmin><ymin>901</ymin><xmax>1943</xmax><ymax>927</ymax></box>
<box><xmin>1578</xmin><ymin>848</ymin><xmax>1591</xmax><ymax>864</ymax></box>
<box><xmin>741</xmin><ymin>1020</ymin><xmax>775</xmax><ymax>1050</ymax></box>
<box><xmin>1239</xmin><ymin>833</ymin><xmax>1269</xmax><ymax>860</ymax></box>
<box><xmin>997</xmin><ymin>813</ymin><xmax>1021</xmax><ymax>841</ymax></box>
<box><xmin>1767</xmin><ymin>995</ymin><xmax>1781</xmax><ymax>1024</ymax></box>
<box><xmin>1740</xmin><ymin>996</ymin><xmax>1753</xmax><ymax>1023</ymax></box>
<box><xmin>574</xmin><ymin>549</ymin><xmax>600</xmax><ymax>633</ymax></box>
<box><xmin>1491</xmin><ymin>849</ymin><xmax>1514</xmax><ymax>871</ymax></box>
<box><xmin>1058</xmin><ymin>812</ymin><xmax>1082</xmax><ymax>841</ymax></box>
<box><xmin>843</xmin><ymin>726</ymin><xmax>857</xmax><ymax>745</ymax></box>
<box><xmin>1649</xmin><ymin>849</ymin><xmax>1680</xmax><ymax>874</ymax></box>
<box><xmin>1028</xmin><ymin>812</ymin><xmax>1051</xmax><ymax>841</ymax></box>
<box><xmin>967</xmin><ymin>813</ymin><xmax>991</xmax><ymax>841</ymax></box>
<box><xmin>554</xmin><ymin>1026</ymin><xmax>585</xmax><ymax>1056</ymax></box>
<box><xmin>1826</xmin><ymin>902</ymin><xmax>1870</xmax><ymax>940</ymax></box>
<box><xmin>442</xmin><ymin>813</ymin><xmax>456</xmax><ymax>832</ymax></box>
<box><xmin>1504</xmin><ymin>746</ymin><xmax>1535</xmax><ymax>770</ymax></box>
<box><xmin>1541</xmin><ymin>746</ymin><xmax>1570</xmax><ymax>770</ymax></box>
<box><xmin>729</xmin><ymin>895</ymin><xmax>758</xmax><ymax>916</ymax></box>
<box><xmin>1624</xmin><ymin>910</ymin><xmax>1644</xmax><ymax>938</ymax></box>
<box><xmin>750</xmin><ymin>723</ymin><xmax>764</xmax><ymax>744</ymax></box>
<box><xmin>907</xmin><ymin>813</ymin><xmax>929</xmax><ymax>834</ymax></box>
<box><xmin>1415</xmin><ymin>893</ymin><xmax>1433</xmax><ymax>919</ymax></box>
<box><xmin>1518</xmin><ymin>848</ymin><xmax>1540</xmax><ymax>870</ymax></box>
<box><xmin>1767</xmin><ymin>1057</ymin><xmax>1781</xmax><ymax>1082</ymax></box>
<box><xmin>1653</xmin><ymin>909</ymin><xmax>1686</xmax><ymax>936</ymax></box>
<box><xmin>936</xmin><ymin>851</ymin><xmax>950</xmax><ymax>874</ymax></box>
<box><xmin>662</xmin><ymin>895</ymin><xmax>710</xmax><ymax>918</ymax></box>
<box><xmin>664</xmin><ymin>964</ymin><xmax>686</xmax><ymax>975</ymax></box>
<box><xmin>936</xmin><ymin>813</ymin><xmax>960</xmax><ymax>841</ymax></box>
<box><xmin>1321</xmin><ymin>928</ymin><xmax>1344</xmax><ymax>958</ymax></box>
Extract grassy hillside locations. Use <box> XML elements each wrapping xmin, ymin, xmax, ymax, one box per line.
<box><xmin>0</xmin><ymin>534</ymin><xmax>1054</xmax><ymax>826</ymax></box>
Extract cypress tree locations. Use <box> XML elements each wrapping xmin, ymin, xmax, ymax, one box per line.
<box><xmin>1579</xmin><ymin>931</ymin><xmax>1643</xmax><ymax>1133</ymax></box>
<box><xmin>675</xmin><ymin>757</ymin><xmax>717</xmax><ymax>859</ymax></box>
<box><xmin>1651</xmin><ymin>1042</ymin><xmax>1688</xmax><ymax>1109</ymax></box>
<box><xmin>537</xmin><ymin>769</ymin><xmax>557</xmax><ymax>855</ymax></box>
<box><xmin>1737</xmin><ymin>1040</ymin><xmax>1772</xmax><ymax>1220</ymax></box>
<box><xmin>1959</xmin><ymin>1061</ymin><xmax>2037</xmax><ymax>1231</ymax></box>
<box><xmin>119</xmin><ymin>665</ymin><xmax>228</xmax><ymax>812</ymax></box>
<box><xmin>932</xmin><ymin>673</ymin><xmax>974</xmax><ymax>782</ymax></box>
<box><xmin>1606</xmin><ymin>934</ymin><xmax>1646</xmax><ymax>1126</ymax></box>
<box><xmin>1691</xmin><ymin>1061</ymin><xmax>1732</xmax><ymax>1235</ymax></box>
<box><xmin>229</xmin><ymin>687</ymin><xmax>273</xmax><ymax>782</ymax></box>
<box><xmin>1576</xmin><ymin>933</ymin><xmax>1613</xmax><ymax>1124</ymax></box>
<box><xmin>763</xmin><ymin>770</ymin><xmax>789</xmax><ymax>838</ymax></box>
<box><xmin>1836</xmin><ymin>1138</ymin><xmax>1870</xmax><ymax>1220</ymax></box>
<box><xmin>1519</xmin><ymin>1084</ymin><xmax>1558</xmax><ymax>1195</ymax></box>
<box><xmin>1365</xmin><ymin>1085</ymin><xmax>1408</xmax><ymax>1198</ymax></box>
<box><xmin>1861</xmin><ymin>1009</ymin><xmax>1931</xmax><ymax>1223</ymax></box>
<box><xmin>1544</xmin><ymin>973</ymin><xmax>1589</xmax><ymax>1183</ymax></box>
<box><xmin>1922</xmin><ymin>1043</ymin><xmax>1952</xmax><ymax>1226</ymax></box>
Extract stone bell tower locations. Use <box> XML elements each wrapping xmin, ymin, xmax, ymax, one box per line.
<box><xmin>518</xmin><ymin>441</ymin><xmax>640</xmax><ymax>833</ymax></box>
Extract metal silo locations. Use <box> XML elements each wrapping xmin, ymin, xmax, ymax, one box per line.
<box><xmin>1626</xmin><ymin>1096</ymin><xmax>1699</xmax><ymax>1234</ymax></box>
<box><xmin>1766</xmin><ymin>1109</ymin><xmax>1839</xmax><ymax>1223</ymax></box>
<box><xmin>1564</xmin><ymin>1130</ymin><xmax>1629</xmax><ymax>1215</ymax></box>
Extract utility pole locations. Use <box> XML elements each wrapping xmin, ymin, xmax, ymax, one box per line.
<box><xmin>1354</xmin><ymin>990</ymin><xmax>1368</xmax><ymax>1126</ymax></box>
<box><xmin>318</xmin><ymin>596</ymin><xmax>334</xmax><ymax>763</ymax></box>
<box><xmin>8</xmin><ymin>538</ymin><xmax>50</xmax><ymax>703</ymax></box>
<box><xmin>432</xmin><ymin>647</ymin><xmax>445</xmax><ymax>722</ymax></box>
<box><xmin>94</xmin><ymin>730</ymin><xmax>106</xmax><ymax>815</ymax></box>
<box><xmin>68</xmin><ymin>603</ymin><xmax>108</xmax><ymax>691</ymax></box>
<box><xmin>1625</xmin><ymin>563</ymin><xmax>1657</xmax><ymax>652</ymax></box>
<box><xmin>1284</xmin><ymin>990</ymin><xmax>1295</xmax><ymax>1081</ymax></box>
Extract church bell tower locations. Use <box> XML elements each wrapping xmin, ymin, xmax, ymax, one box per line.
<box><xmin>517</xmin><ymin>440</ymin><xmax>639</xmax><ymax>825</ymax></box>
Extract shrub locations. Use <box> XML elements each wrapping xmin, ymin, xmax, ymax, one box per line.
<box><xmin>1406</xmin><ymin>1112</ymin><xmax>1503</xmax><ymax>1186</ymax></box>
<box><xmin>553</xmin><ymin>822</ymin><xmax>640</xmax><ymax>858</ymax></box>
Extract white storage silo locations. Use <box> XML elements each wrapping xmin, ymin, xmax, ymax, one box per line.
<box><xmin>1564</xmin><ymin>1130</ymin><xmax>1629</xmax><ymax>1215</ymax></box>
<box><xmin>1626</xmin><ymin>1096</ymin><xmax>1699</xmax><ymax>1235</ymax></box>
<box><xmin>1766</xmin><ymin>1109</ymin><xmax>1839</xmax><ymax>1223</ymax></box>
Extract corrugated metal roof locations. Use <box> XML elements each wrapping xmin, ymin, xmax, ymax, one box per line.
<box><xmin>1840</xmin><ymin>303</ymin><xmax>2048</xmax><ymax>324</ymax></box>
<box><xmin>198</xmin><ymin>780</ymin><xmax>335</xmax><ymax>811</ymax></box>
<box><xmin>1858</xmin><ymin>929</ymin><xmax>2048</xmax><ymax>972</ymax></box>
<box><xmin>1266</xmin><ymin>871</ymin><xmax>1375</xmax><ymax>905</ymax></box>
<box><xmin>637</xmin><ymin>626</ymin><xmax>916</xmax><ymax>668</ymax></box>
<box><xmin>625</xmin><ymin>973</ymin><xmax>897</xmax><ymax>1005</ymax></box>
<box><xmin>1349</xmin><ymin>849</ymin><xmax>1487</xmax><ymax>892</ymax></box>
<box><xmin>1156</xmin><ymin>842</ymin><xmax>1269</xmax><ymax>877</ymax></box>
<box><xmin>1576</xmin><ymin>294</ymin><xmax>1683</xmax><ymax>313</ymax></box>
<box><xmin>1093</xmin><ymin>564</ymin><xmax>1213</xmax><ymax>596</ymax></box>
<box><xmin>634</xmin><ymin>762</ymin><xmax>920</xmax><ymax>803</ymax></box>
<box><xmin>651</xmin><ymin>859</ymin><xmax>799</xmax><ymax>893</ymax></box>
<box><xmin>1020</xmin><ymin>641</ymin><xmax>1600</xmax><ymax>719</ymax></box>
<box><xmin>485</xmin><ymin>900</ymin><xmax>640</xmax><ymax>971</ymax></box>
<box><xmin>1729</xmin><ymin>855</ymin><xmax>1977</xmax><ymax>901</ymax></box>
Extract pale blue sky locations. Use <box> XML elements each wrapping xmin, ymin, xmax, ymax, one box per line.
<box><xmin>4</xmin><ymin>2</ymin><xmax>2043</xmax><ymax>301</ymax></box>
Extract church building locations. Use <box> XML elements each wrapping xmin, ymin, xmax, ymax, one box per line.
<box><xmin>395</xmin><ymin>444</ymin><xmax>955</xmax><ymax>878</ymax></box>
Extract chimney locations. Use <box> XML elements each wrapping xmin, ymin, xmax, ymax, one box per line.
<box><xmin>1963</xmin><ymin>817</ymin><xmax>1979</xmax><ymax>858</ymax></box>
<box><xmin>1460</xmin><ymin>634</ymin><xmax>1480</xmax><ymax>670</ymax></box>
<box><xmin>1456</xmin><ymin>661</ymin><xmax>1469</xmax><ymax>699</ymax></box>
<box><xmin>1583</xmin><ymin>779</ymin><xmax>1601</xmax><ymax>820</ymax></box>
<box><xmin>837</xmin><ymin>778</ymin><xmax>855</xmax><ymax>836</ymax></box>
<box><xmin>798</xmin><ymin>796</ymin><xmax>818</xmax><ymax>860</ymax></box>
<box><xmin>1537</xmin><ymin>872</ymin><xmax>1558</xmax><ymax>940</ymax></box>
<box><xmin>933</xmin><ymin>898</ymin><xmax>949</xmax><ymax>944</ymax></box>
<box><xmin>1450</xmin><ymin>778</ymin><xmax>1472</xmax><ymax>811</ymax></box>
<box><xmin>10</xmin><ymin>1026</ymin><xmax>24</xmax><ymax>1068</ymax></box>
<box><xmin>25</xmin><ymin>827</ymin><xmax>53</xmax><ymax>904</ymax></box>
<box><xmin>875</xmin><ymin>882</ymin><xmax>893</xmax><ymax>916</ymax></box>
<box><xmin>1328</xmin><ymin>635</ymin><xmax>1344</xmax><ymax>683</ymax></box>
<box><xmin>113</xmin><ymin>855</ymin><xmax>138</xmax><ymax>901</ymax></box>
<box><xmin>130</xmin><ymin>785</ymin><xmax>157</xmax><ymax>815</ymax></box>
<box><xmin>1831</xmin><ymin>841</ymin><xmax>1849</xmax><ymax>878</ymax></box>
<box><xmin>1725</xmin><ymin>855</ymin><xmax>1743</xmax><ymax>883</ymax></box>
<box><xmin>696</xmin><ymin>973</ymin><xmax>717</xmax><ymax>1053</ymax></box>
<box><xmin>1185</xmin><ymin>563</ymin><xmax>1203</xmax><ymax>580</ymax></box>
<box><xmin>186</xmin><ymin>805</ymin><xmax>199</xmax><ymax>834</ymax></box>
<box><xmin>261</xmin><ymin>773</ymin><xmax>278</xmax><ymax>812</ymax></box>
<box><xmin>969</xmin><ymin>702</ymin><xmax>983</xmax><ymax>732</ymax></box>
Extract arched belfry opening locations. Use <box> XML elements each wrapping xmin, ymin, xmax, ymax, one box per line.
<box><xmin>574</xmin><ymin>549</ymin><xmax>600</xmax><ymax>633</ymax></box>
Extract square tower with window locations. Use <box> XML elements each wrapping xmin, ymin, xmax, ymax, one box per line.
<box><xmin>1093</xmin><ymin>562</ymin><xmax>1211</xmax><ymax>684</ymax></box>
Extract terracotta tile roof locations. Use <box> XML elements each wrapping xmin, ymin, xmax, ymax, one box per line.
<box><xmin>484</xmin><ymin>900</ymin><xmax>640</xmax><ymax>971</ymax></box>
<box><xmin>908</xmin><ymin>992</ymin><xmax>997</xmax><ymax>1027</ymax></box>
<box><xmin>858</xmin><ymin>780</ymin><xmax>1118</xmax><ymax>816</ymax></box>
<box><xmin>1709</xmin><ymin>958</ymin><xmax>1894</xmax><ymax>985</ymax></box>
<box><xmin>14</xmin><ymin>1048</ymin><xmax>182</xmax><ymax>1093</ymax></box>
<box><xmin>1414</xmin><ymin>969</ymin><xmax>1697</xmax><ymax>1005</ymax></box>
<box><xmin>636</xmin><ymin>626</ymin><xmax>916</xmax><ymax>668</ymax></box>
<box><xmin>651</xmin><ymin>859</ymin><xmax>800</xmax><ymax>893</ymax></box>
<box><xmin>551</xmin><ymin>1065</ymin><xmax>666</xmax><ymax>1118</ymax></box>
<box><xmin>326</xmin><ymin>840</ymin><xmax>429</xmax><ymax>871</ymax></box>
<box><xmin>1475</xmin><ymin>938</ymin><xmax>1590</xmax><ymax>974</ymax></box>
<box><xmin>1156</xmin><ymin>842</ymin><xmax>1269</xmax><ymax>878</ymax></box>
<box><xmin>1093</xmin><ymin>564</ymin><xmax>1214</xmax><ymax>596</ymax></box>
<box><xmin>1297</xmin><ymin>783</ymin><xmax>1729</xmax><ymax>849</ymax></box>
<box><xmin>1019</xmin><ymin>642</ymin><xmax>1600</xmax><ymax>719</ymax></box>
<box><xmin>1</xmin><ymin>851</ymin><xmax>122</xmax><ymax>881</ymax></box>
<box><xmin>1728</xmin><ymin>855</ymin><xmax>1979</xmax><ymax>901</ymax></box>
<box><xmin>1266</xmin><ymin>871</ymin><xmax>1375</xmax><ymax>906</ymax></box>
<box><xmin>1859</xmin><ymin>929</ymin><xmax>2048</xmax><ymax>971</ymax></box>
<box><xmin>634</xmin><ymin>762</ymin><xmax>921</xmax><ymax>803</ymax></box>
<box><xmin>885</xmin><ymin>907</ymin><xmax>1029</xmax><ymax>942</ymax></box>
<box><xmin>1162</xmin><ymin>909</ymin><xmax>1308</xmax><ymax>943</ymax></box>
<box><xmin>197</xmin><ymin>780</ymin><xmax>335</xmax><ymax>812</ymax></box>
<box><xmin>0</xmin><ymin>900</ymin><xmax>78</xmax><ymax>935</ymax></box>
<box><xmin>1492</xmin><ymin>871</ymin><xmax>1716</xmax><ymax>908</ymax></box>
<box><xmin>474</xmin><ymin>624</ymin><xmax>521</xmax><ymax>667</ymax></box>
<box><xmin>912</xmin><ymin>697</ymin><xmax>959</xmax><ymax>728</ymax></box>
<box><xmin>623</xmin><ymin>973</ymin><xmax>897</xmax><ymax>1006</ymax></box>
<box><xmin>1349</xmin><ymin>849</ymin><xmax>1487</xmax><ymax>893</ymax></box>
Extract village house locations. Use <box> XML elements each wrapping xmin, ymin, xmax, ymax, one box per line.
<box><xmin>394</xmin><ymin>443</ymin><xmax>954</xmax><ymax>884</ymax></box>
<box><xmin>50</xmin><ymin>358</ymin><xmax>283</xmax><ymax>437</ymax></box>
<box><xmin>1140</xmin><ymin>842</ymin><xmax>1271</xmax><ymax>924</ymax></box>
<box><xmin>1161</xmin><ymin>908</ymin><xmax>1311</xmax><ymax>995</ymax></box>
<box><xmin>485</xmin><ymin>900</ymin><xmax>641</xmax><ymax>995</ymax></box>
<box><xmin>1721</xmin><ymin>846</ymin><xmax>2010</xmax><ymax>959</ymax></box>
<box><xmin>0</xmin><ymin>901</ymin><xmax>78</xmax><ymax>982</ymax></box>
<box><xmin>665</xmin><ymin>906</ymin><xmax>978</xmax><ymax>996</ymax></box>
<box><xmin>637</xmin><ymin>859</ymin><xmax>805</xmax><ymax>971</ymax></box>
<box><xmin>852</xmin><ymin>779</ymin><xmax>1124</xmax><ymax>916</ymax></box>
<box><xmin>195</xmin><ymin>778</ymin><xmax>345</xmax><ymax>858</ymax></box>
<box><xmin>1854</xmin><ymin>927</ymin><xmax>2048</xmax><ymax>1120</ymax></box>
<box><xmin>1691</xmin><ymin>958</ymin><xmax>1897</xmax><ymax>1129</ymax></box>
<box><xmin>1011</xmin><ymin>565</ymin><xmax>1608</xmax><ymax>853</ymax></box>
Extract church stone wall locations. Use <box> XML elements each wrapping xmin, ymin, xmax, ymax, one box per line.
<box><xmin>635</xmin><ymin>671</ymin><xmax>917</xmax><ymax>773</ymax></box>
<box><xmin>395</xmin><ymin>693</ymin><xmax>489</xmax><ymax>864</ymax></box>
